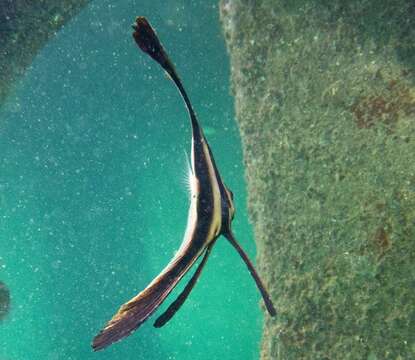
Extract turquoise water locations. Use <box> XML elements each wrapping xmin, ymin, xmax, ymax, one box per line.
<box><xmin>0</xmin><ymin>1</ymin><xmax>263</xmax><ymax>359</ymax></box>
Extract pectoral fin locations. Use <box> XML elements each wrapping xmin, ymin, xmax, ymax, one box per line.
<box><xmin>224</xmin><ymin>231</ymin><xmax>277</xmax><ymax>317</ymax></box>
<box><xmin>154</xmin><ymin>244</ymin><xmax>213</xmax><ymax>328</ymax></box>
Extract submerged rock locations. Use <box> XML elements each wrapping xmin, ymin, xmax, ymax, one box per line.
<box><xmin>0</xmin><ymin>281</ymin><xmax>10</xmax><ymax>320</ymax></box>
<box><xmin>220</xmin><ymin>1</ymin><xmax>415</xmax><ymax>359</ymax></box>
<box><xmin>0</xmin><ymin>0</ymin><xmax>90</xmax><ymax>106</ymax></box>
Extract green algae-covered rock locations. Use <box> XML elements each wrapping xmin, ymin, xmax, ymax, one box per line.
<box><xmin>0</xmin><ymin>0</ymin><xmax>89</xmax><ymax>105</ymax></box>
<box><xmin>220</xmin><ymin>1</ymin><xmax>415</xmax><ymax>359</ymax></box>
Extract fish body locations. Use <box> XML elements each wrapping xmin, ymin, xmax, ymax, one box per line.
<box><xmin>92</xmin><ymin>17</ymin><xmax>275</xmax><ymax>352</ymax></box>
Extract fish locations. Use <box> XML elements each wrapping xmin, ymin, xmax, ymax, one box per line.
<box><xmin>92</xmin><ymin>16</ymin><xmax>276</xmax><ymax>352</ymax></box>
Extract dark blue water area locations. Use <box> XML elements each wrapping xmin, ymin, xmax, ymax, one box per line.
<box><xmin>0</xmin><ymin>1</ymin><xmax>262</xmax><ymax>359</ymax></box>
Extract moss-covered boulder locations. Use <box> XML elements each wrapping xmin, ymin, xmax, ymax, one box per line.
<box><xmin>220</xmin><ymin>1</ymin><xmax>415</xmax><ymax>359</ymax></box>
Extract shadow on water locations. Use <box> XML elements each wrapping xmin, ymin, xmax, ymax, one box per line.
<box><xmin>0</xmin><ymin>281</ymin><xmax>10</xmax><ymax>321</ymax></box>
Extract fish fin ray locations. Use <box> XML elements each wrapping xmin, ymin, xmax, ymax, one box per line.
<box><xmin>181</xmin><ymin>150</ymin><xmax>194</xmax><ymax>197</ymax></box>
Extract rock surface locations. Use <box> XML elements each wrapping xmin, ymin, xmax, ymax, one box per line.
<box><xmin>0</xmin><ymin>281</ymin><xmax>10</xmax><ymax>320</ymax></box>
<box><xmin>220</xmin><ymin>1</ymin><xmax>415</xmax><ymax>359</ymax></box>
<box><xmin>0</xmin><ymin>0</ymin><xmax>89</xmax><ymax>105</ymax></box>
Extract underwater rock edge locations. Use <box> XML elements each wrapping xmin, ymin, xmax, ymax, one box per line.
<box><xmin>220</xmin><ymin>0</ymin><xmax>415</xmax><ymax>359</ymax></box>
<box><xmin>0</xmin><ymin>0</ymin><xmax>90</xmax><ymax>106</ymax></box>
